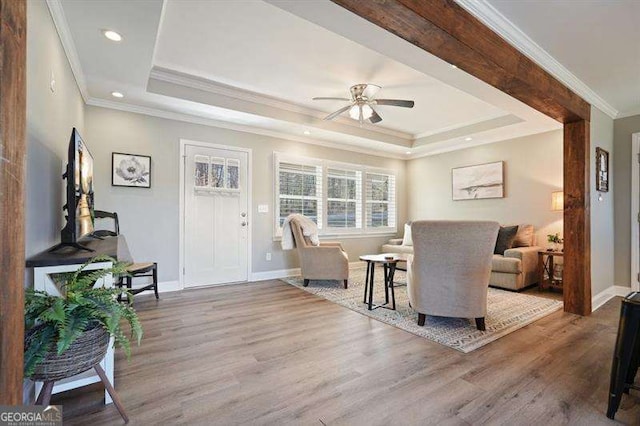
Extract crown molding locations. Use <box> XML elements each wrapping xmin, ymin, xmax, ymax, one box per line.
<box><xmin>617</xmin><ymin>107</ymin><xmax>640</xmax><ymax>120</ymax></box>
<box><xmin>86</xmin><ymin>97</ymin><xmax>407</xmax><ymax>160</ymax></box>
<box><xmin>149</xmin><ymin>66</ymin><xmax>412</xmax><ymax>141</ymax></box>
<box><xmin>45</xmin><ymin>0</ymin><xmax>89</xmax><ymax>102</ymax></box>
<box><xmin>455</xmin><ymin>0</ymin><xmax>619</xmax><ymax>119</ymax></box>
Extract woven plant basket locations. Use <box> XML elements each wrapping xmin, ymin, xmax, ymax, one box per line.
<box><xmin>26</xmin><ymin>323</ymin><xmax>109</xmax><ymax>381</ymax></box>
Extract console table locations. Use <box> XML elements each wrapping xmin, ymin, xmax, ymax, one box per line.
<box><xmin>26</xmin><ymin>236</ymin><xmax>133</xmax><ymax>404</ymax></box>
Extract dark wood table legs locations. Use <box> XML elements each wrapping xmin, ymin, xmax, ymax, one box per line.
<box><xmin>362</xmin><ymin>259</ymin><xmax>396</xmax><ymax>311</ymax></box>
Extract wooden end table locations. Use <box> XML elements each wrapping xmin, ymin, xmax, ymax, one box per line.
<box><xmin>538</xmin><ymin>250</ymin><xmax>563</xmax><ymax>292</ymax></box>
<box><xmin>359</xmin><ymin>253</ymin><xmax>408</xmax><ymax>311</ymax></box>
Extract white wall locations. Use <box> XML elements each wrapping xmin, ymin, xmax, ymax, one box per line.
<box><xmin>84</xmin><ymin>106</ymin><xmax>407</xmax><ymax>284</ymax></box>
<box><xmin>407</xmin><ymin>131</ymin><xmax>563</xmax><ymax>244</ymax></box>
<box><xmin>26</xmin><ymin>1</ymin><xmax>85</xmax><ymax>258</ymax></box>
<box><xmin>613</xmin><ymin>113</ymin><xmax>640</xmax><ymax>287</ymax></box>
<box><xmin>590</xmin><ymin>106</ymin><xmax>615</xmax><ymax>296</ymax></box>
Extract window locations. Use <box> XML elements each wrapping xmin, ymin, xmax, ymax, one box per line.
<box><xmin>365</xmin><ymin>173</ymin><xmax>396</xmax><ymax>229</ymax></box>
<box><xmin>274</xmin><ymin>153</ymin><xmax>396</xmax><ymax>237</ymax></box>
<box><xmin>326</xmin><ymin>168</ymin><xmax>362</xmax><ymax>229</ymax></box>
<box><xmin>277</xmin><ymin>161</ymin><xmax>323</xmax><ymax>228</ymax></box>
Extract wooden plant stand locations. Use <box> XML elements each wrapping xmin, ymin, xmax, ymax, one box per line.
<box><xmin>36</xmin><ymin>364</ymin><xmax>129</xmax><ymax>424</ymax></box>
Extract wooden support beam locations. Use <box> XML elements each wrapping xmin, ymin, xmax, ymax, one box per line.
<box><xmin>564</xmin><ymin>120</ymin><xmax>591</xmax><ymax>315</ymax></box>
<box><xmin>332</xmin><ymin>0</ymin><xmax>592</xmax><ymax>315</ymax></box>
<box><xmin>0</xmin><ymin>0</ymin><xmax>27</xmax><ymax>405</ymax></box>
<box><xmin>332</xmin><ymin>0</ymin><xmax>590</xmax><ymax>123</ymax></box>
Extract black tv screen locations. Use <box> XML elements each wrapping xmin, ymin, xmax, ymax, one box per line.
<box><xmin>60</xmin><ymin>128</ymin><xmax>95</xmax><ymax>247</ymax></box>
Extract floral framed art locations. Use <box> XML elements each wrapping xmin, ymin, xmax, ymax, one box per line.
<box><xmin>112</xmin><ymin>152</ymin><xmax>151</xmax><ymax>188</ymax></box>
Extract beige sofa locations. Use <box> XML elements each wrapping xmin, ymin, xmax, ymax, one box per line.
<box><xmin>382</xmin><ymin>224</ymin><xmax>540</xmax><ymax>291</ymax></box>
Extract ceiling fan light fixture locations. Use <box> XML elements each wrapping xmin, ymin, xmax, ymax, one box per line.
<box><xmin>349</xmin><ymin>104</ymin><xmax>373</xmax><ymax>121</ymax></box>
<box><xmin>348</xmin><ymin>105</ymin><xmax>359</xmax><ymax>120</ymax></box>
<box><xmin>361</xmin><ymin>104</ymin><xmax>373</xmax><ymax>120</ymax></box>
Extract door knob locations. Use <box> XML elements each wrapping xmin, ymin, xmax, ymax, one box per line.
<box><xmin>241</xmin><ymin>221</ymin><xmax>247</xmax><ymax>227</ymax></box>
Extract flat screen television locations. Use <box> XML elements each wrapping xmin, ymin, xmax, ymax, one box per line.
<box><xmin>49</xmin><ymin>128</ymin><xmax>96</xmax><ymax>252</ymax></box>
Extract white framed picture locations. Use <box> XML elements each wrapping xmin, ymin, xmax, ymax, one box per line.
<box><xmin>112</xmin><ymin>152</ymin><xmax>151</xmax><ymax>188</ymax></box>
<box><xmin>452</xmin><ymin>161</ymin><xmax>504</xmax><ymax>200</ymax></box>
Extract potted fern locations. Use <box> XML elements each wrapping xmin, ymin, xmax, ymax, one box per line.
<box><xmin>24</xmin><ymin>256</ymin><xmax>143</xmax><ymax>381</ymax></box>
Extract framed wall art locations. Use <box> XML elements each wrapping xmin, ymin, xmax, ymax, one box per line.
<box><xmin>452</xmin><ymin>161</ymin><xmax>504</xmax><ymax>200</ymax></box>
<box><xmin>112</xmin><ymin>152</ymin><xmax>151</xmax><ymax>188</ymax></box>
<box><xmin>595</xmin><ymin>147</ymin><xmax>609</xmax><ymax>192</ymax></box>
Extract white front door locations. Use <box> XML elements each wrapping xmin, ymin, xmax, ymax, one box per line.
<box><xmin>183</xmin><ymin>144</ymin><xmax>249</xmax><ymax>287</ymax></box>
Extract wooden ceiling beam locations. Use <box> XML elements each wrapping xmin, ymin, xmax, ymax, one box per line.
<box><xmin>332</xmin><ymin>0</ymin><xmax>590</xmax><ymax>123</ymax></box>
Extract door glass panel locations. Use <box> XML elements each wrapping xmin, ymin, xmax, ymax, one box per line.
<box><xmin>227</xmin><ymin>159</ymin><xmax>240</xmax><ymax>189</ymax></box>
<box><xmin>211</xmin><ymin>157</ymin><xmax>225</xmax><ymax>188</ymax></box>
<box><xmin>194</xmin><ymin>155</ymin><xmax>209</xmax><ymax>187</ymax></box>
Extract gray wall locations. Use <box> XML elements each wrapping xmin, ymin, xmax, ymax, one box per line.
<box><xmin>26</xmin><ymin>0</ymin><xmax>85</xmax><ymax>258</ymax></box>
<box><xmin>407</xmin><ymin>130</ymin><xmax>564</xmax><ymax>245</ymax></box>
<box><xmin>84</xmin><ymin>106</ymin><xmax>407</xmax><ymax>283</ymax></box>
<box><xmin>590</xmin><ymin>107</ymin><xmax>615</xmax><ymax>295</ymax></box>
<box><xmin>613</xmin><ymin>114</ymin><xmax>640</xmax><ymax>287</ymax></box>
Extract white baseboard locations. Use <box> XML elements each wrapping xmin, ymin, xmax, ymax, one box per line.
<box><xmin>158</xmin><ymin>280</ymin><xmax>182</xmax><ymax>293</ymax></box>
<box><xmin>592</xmin><ymin>285</ymin><xmax>631</xmax><ymax>312</ymax></box>
<box><xmin>250</xmin><ymin>268</ymin><xmax>301</xmax><ymax>282</ymax></box>
<box><xmin>250</xmin><ymin>261</ymin><xmax>365</xmax><ymax>282</ymax></box>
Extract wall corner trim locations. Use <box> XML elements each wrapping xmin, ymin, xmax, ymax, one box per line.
<box><xmin>592</xmin><ymin>285</ymin><xmax>630</xmax><ymax>312</ymax></box>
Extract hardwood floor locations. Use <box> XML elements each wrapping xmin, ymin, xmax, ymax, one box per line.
<box><xmin>53</xmin><ymin>280</ymin><xmax>640</xmax><ymax>425</ymax></box>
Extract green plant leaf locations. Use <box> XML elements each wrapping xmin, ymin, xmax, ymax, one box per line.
<box><xmin>24</xmin><ymin>255</ymin><xmax>144</xmax><ymax>374</ymax></box>
<box><xmin>56</xmin><ymin>315</ymin><xmax>90</xmax><ymax>355</ymax></box>
<box><xmin>24</xmin><ymin>325</ymin><xmax>56</xmax><ymax>377</ymax></box>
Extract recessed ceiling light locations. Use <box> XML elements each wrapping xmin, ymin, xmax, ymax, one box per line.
<box><xmin>111</xmin><ymin>91</ymin><xmax>124</xmax><ymax>98</ymax></box>
<box><xmin>303</xmin><ymin>130</ymin><xmax>311</xmax><ymax>135</ymax></box>
<box><xmin>405</xmin><ymin>151</ymin><xmax>411</xmax><ymax>154</ymax></box>
<box><xmin>103</xmin><ymin>30</ymin><xmax>122</xmax><ymax>42</ymax></box>
<box><xmin>465</xmin><ymin>137</ymin><xmax>473</xmax><ymax>141</ymax></box>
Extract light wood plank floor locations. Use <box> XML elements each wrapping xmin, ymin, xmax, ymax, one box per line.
<box><xmin>54</xmin><ymin>280</ymin><xmax>640</xmax><ymax>425</ymax></box>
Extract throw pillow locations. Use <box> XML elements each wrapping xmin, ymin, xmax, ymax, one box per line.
<box><xmin>494</xmin><ymin>225</ymin><xmax>519</xmax><ymax>255</ymax></box>
<box><xmin>402</xmin><ymin>223</ymin><xmax>413</xmax><ymax>246</ymax></box>
<box><xmin>513</xmin><ymin>224</ymin><xmax>534</xmax><ymax>247</ymax></box>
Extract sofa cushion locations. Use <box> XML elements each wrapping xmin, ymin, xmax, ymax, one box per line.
<box><xmin>494</xmin><ymin>225</ymin><xmax>519</xmax><ymax>254</ymax></box>
<box><xmin>381</xmin><ymin>244</ymin><xmax>414</xmax><ymax>254</ymax></box>
<box><xmin>491</xmin><ymin>255</ymin><xmax>522</xmax><ymax>274</ymax></box>
<box><xmin>513</xmin><ymin>224</ymin><xmax>534</xmax><ymax>247</ymax></box>
<box><xmin>402</xmin><ymin>223</ymin><xmax>413</xmax><ymax>246</ymax></box>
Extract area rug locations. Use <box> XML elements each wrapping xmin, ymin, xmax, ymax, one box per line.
<box><xmin>281</xmin><ymin>266</ymin><xmax>562</xmax><ymax>353</ymax></box>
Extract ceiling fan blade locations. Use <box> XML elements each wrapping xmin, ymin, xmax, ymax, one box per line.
<box><xmin>323</xmin><ymin>104</ymin><xmax>353</xmax><ymax>121</ymax></box>
<box><xmin>312</xmin><ymin>97</ymin><xmax>351</xmax><ymax>101</ymax></box>
<box><xmin>374</xmin><ymin>99</ymin><xmax>415</xmax><ymax>108</ymax></box>
<box><xmin>368</xmin><ymin>107</ymin><xmax>382</xmax><ymax>124</ymax></box>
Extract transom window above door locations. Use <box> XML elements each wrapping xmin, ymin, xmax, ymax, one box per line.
<box><xmin>274</xmin><ymin>152</ymin><xmax>397</xmax><ymax>238</ymax></box>
<box><xmin>194</xmin><ymin>155</ymin><xmax>240</xmax><ymax>191</ymax></box>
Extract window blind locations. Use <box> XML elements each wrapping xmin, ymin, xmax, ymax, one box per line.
<box><xmin>326</xmin><ymin>168</ymin><xmax>362</xmax><ymax>229</ymax></box>
<box><xmin>365</xmin><ymin>172</ymin><xmax>396</xmax><ymax>229</ymax></box>
<box><xmin>278</xmin><ymin>162</ymin><xmax>323</xmax><ymax>228</ymax></box>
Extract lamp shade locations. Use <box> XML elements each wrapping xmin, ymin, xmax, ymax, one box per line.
<box><xmin>551</xmin><ymin>191</ymin><xmax>564</xmax><ymax>211</ymax></box>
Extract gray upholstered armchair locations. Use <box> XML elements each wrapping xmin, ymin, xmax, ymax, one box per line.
<box><xmin>407</xmin><ymin>220</ymin><xmax>499</xmax><ymax>331</ymax></box>
<box><xmin>290</xmin><ymin>219</ymin><xmax>349</xmax><ymax>288</ymax></box>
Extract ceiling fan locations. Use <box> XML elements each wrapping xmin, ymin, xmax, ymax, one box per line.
<box><xmin>313</xmin><ymin>83</ymin><xmax>415</xmax><ymax>125</ymax></box>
